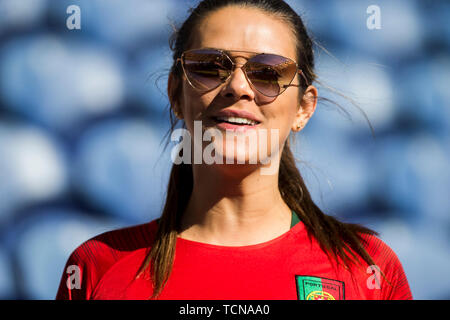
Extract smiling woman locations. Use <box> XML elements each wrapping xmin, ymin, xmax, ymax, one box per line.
<box><xmin>56</xmin><ymin>0</ymin><xmax>412</xmax><ymax>300</ymax></box>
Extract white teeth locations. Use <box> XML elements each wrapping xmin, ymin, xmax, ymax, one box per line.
<box><xmin>216</xmin><ymin>116</ymin><xmax>258</xmax><ymax>125</ymax></box>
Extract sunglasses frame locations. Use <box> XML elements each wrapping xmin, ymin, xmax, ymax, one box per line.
<box><xmin>176</xmin><ymin>48</ymin><xmax>309</xmax><ymax>97</ymax></box>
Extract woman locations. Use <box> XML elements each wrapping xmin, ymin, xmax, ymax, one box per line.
<box><xmin>56</xmin><ymin>0</ymin><xmax>412</xmax><ymax>300</ymax></box>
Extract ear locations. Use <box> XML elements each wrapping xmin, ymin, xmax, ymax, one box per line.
<box><xmin>168</xmin><ymin>72</ymin><xmax>183</xmax><ymax>119</ymax></box>
<box><xmin>292</xmin><ymin>85</ymin><xmax>318</xmax><ymax>132</ymax></box>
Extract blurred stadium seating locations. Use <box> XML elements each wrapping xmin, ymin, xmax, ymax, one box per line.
<box><xmin>0</xmin><ymin>0</ymin><xmax>448</xmax><ymax>299</ymax></box>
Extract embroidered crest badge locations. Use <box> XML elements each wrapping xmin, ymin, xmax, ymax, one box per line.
<box><xmin>295</xmin><ymin>275</ymin><xmax>345</xmax><ymax>300</ymax></box>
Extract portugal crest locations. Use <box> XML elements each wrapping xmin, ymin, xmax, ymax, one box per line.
<box><xmin>295</xmin><ymin>275</ymin><xmax>345</xmax><ymax>300</ymax></box>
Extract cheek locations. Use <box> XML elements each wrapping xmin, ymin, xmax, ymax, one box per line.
<box><xmin>181</xmin><ymin>86</ymin><xmax>206</xmax><ymax>128</ymax></box>
<box><xmin>264</xmin><ymin>94</ymin><xmax>298</xmax><ymax>132</ymax></box>
<box><xmin>265</xmin><ymin>98</ymin><xmax>299</xmax><ymax>151</ymax></box>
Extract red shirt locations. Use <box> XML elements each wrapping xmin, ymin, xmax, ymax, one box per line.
<box><xmin>55</xmin><ymin>218</ymin><xmax>412</xmax><ymax>300</ymax></box>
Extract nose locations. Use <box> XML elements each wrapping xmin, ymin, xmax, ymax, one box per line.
<box><xmin>219</xmin><ymin>62</ymin><xmax>255</xmax><ymax>101</ymax></box>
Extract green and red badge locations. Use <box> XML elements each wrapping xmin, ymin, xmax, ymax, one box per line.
<box><xmin>295</xmin><ymin>275</ymin><xmax>345</xmax><ymax>300</ymax></box>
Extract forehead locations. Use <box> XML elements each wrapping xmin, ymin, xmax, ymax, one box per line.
<box><xmin>190</xmin><ymin>6</ymin><xmax>298</xmax><ymax>61</ymax></box>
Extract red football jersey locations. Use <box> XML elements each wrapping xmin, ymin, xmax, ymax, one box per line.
<box><xmin>55</xmin><ymin>217</ymin><xmax>412</xmax><ymax>300</ymax></box>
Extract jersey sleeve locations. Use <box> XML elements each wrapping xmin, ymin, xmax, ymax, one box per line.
<box><xmin>55</xmin><ymin>236</ymin><xmax>119</xmax><ymax>300</ymax></box>
<box><xmin>55</xmin><ymin>244</ymin><xmax>92</xmax><ymax>300</ymax></box>
<box><xmin>362</xmin><ymin>234</ymin><xmax>413</xmax><ymax>300</ymax></box>
<box><xmin>55</xmin><ymin>238</ymin><xmax>105</xmax><ymax>300</ymax></box>
<box><xmin>55</xmin><ymin>221</ymin><xmax>157</xmax><ymax>300</ymax></box>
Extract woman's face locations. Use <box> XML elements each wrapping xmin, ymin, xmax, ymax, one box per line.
<box><xmin>170</xmin><ymin>6</ymin><xmax>316</xmax><ymax>171</ymax></box>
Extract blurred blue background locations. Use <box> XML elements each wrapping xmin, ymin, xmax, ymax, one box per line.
<box><xmin>0</xmin><ymin>0</ymin><xmax>448</xmax><ymax>299</ymax></box>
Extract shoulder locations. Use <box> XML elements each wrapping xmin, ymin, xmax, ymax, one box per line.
<box><xmin>358</xmin><ymin>233</ymin><xmax>413</xmax><ymax>299</ymax></box>
<box><xmin>86</xmin><ymin>219</ymin><xmax>158</xmax><ymax>251</ymax></box>
<box><xmin>55</xmin><ymin>219</ymin><xmax>159</xmax><ymax>299</ymax></box>
<box><xmin>359</xmin><ymin>233</ymin><xmax>402</xmax><ymax>269</ymax></box>
<box><xmin>69</xmin><ymin>219</ymin><xmax>158</xmax><ymax>265</ymax></box>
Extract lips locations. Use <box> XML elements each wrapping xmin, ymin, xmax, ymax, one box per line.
<box><xmin>213</xmin><ymin>109</ymin><xmax>261</xmax><ymax>122</ymax></box>
<box><xmin>209</xmin><ymin>109</ymin><xmax>261</xmax><ymax>132</ymax></box>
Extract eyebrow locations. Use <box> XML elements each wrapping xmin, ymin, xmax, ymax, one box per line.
<box><xmin>198</xmin><ymin>47</ymin><xmax>298</xmax><ymax>63</ymax></box>
<box><xmin>200</xmin><ymin>47</ymin><xmax>268</xmax><ymax>58</ymax></box>
<box><xmin>187</xmin><ymin>47</ymin><xmax>300</xmax><ymax>68</ymax></box>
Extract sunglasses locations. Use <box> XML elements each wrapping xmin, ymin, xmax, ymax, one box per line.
<box><xmin>176</xmin><ymin>48</ymin><xmax>308</xmax><ymax>98</ymax></box>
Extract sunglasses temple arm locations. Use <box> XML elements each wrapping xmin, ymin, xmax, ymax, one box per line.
<box><xmin>283</xmin><ymin>69</ymin><xmax>310</xmax><ymax>88</ymax></box>
<box><xmin>299</xmin><ymin>70</ymin><xmax>310</xmax><ymax>86</ymax></box>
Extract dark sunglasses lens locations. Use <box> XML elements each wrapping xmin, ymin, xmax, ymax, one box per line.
<box><xmin>182</xmin><ymin>50</ymin><xmax>232</xmax><ymax>90</ymax></box>
<box><xmin>246</xmin><ymin>54</ymin><xmax>297</xmax><ymax>97</ymax></box>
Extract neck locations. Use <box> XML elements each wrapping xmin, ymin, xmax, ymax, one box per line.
<box><xmin>178</xmin><ymin>163</ymin><xmax>292</xmax><ymax>246</ymax></box>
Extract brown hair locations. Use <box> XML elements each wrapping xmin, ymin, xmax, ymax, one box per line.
<box><xmin>137</xmin><ymin>0</ymin><xmax>382</xmax><ymax>299</ymax></box>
